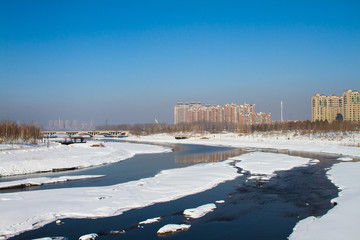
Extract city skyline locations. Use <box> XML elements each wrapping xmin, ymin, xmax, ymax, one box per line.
<box><xmin>45</xmin><ymin>119</ymin><xmax>95</xmax><ymax>131</ymax></box>
<box><xmin>1</xmin><ymin>1</ymin><xmax>359</xmax><ymax>125</ymax></box>
<box><xmin>174</xmin><ymin>102</ymin><xmax>271</xmax><ymax>125</ymax></box>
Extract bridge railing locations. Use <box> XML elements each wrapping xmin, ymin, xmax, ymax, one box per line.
<box><xmin>42</xmin><ymin>130</ymin><xmax>129</xmax><ymax>137</ymax></box>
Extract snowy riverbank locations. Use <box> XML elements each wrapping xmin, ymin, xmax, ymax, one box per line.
<box><xmin>0</xmin><ymin>141</ymin><xmax>171</xmax><ymax>177</ymax></box>
<box><xmin>125</xmin><ymin>131</ymin><xmax>360</xmax><ymax>158</ymax></box>
<box><xmin>289</xmin><ymin>161</ymin><xmax>360</xmax><ymax>240</ymax></box>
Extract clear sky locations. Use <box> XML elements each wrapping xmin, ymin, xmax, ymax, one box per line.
<box><xmin>1</xmin><ymin>0</ymin><xmax>359</xmax><ymax>126</ymax></box>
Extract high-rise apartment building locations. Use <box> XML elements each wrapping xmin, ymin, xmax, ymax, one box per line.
<box><xmin>312</xmin><ymin>89</ymin><xmax>360</xmax><ymax>122</ymax></box>
<box><xmin>174</xmin><ymin>102</ymin><xmax>271</xmax><ymax>125</ymax></box>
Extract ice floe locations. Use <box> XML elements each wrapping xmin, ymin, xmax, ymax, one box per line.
<box><xmin>32</xmin><ymin>237</ymin><xmax>68</xmax><ymax>240</ymax></box>
<box><xmin>232</xmin><ymin>152</ymin><xmax>317</xmax><ymax>179</ymax></box>
<box><xmin>157</xmin><ymin>224</ymin><xmax>191</xmax><ymax>235</ymax></box>
<box><xmin>139</xmin><ymin>217</ymin><xmax>161</xmax><ymax>225</ymax></box>
<box><xmin>78</xmin><ymin>233</ymin><xmax>98</xmax><ymax>240</ymax></box>
<box><xmin>183</xmin><ymin>203</ymin><xmax>217</xmax><ymax>219</ymax></box>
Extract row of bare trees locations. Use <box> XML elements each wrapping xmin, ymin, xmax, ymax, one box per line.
<box><xmin>0</xmin><ymin>121</ymin><xmax>42</xmax><ymax>143</ymax></box>
<box><xmin>250</xmin><ymin>120</ymin><xmax>360</xmax><ymax>133</ymax></box>
<box><xmin>97</xmin><ymin>120</ymin><xmax>360</xmax><ymax>136</ymax></box>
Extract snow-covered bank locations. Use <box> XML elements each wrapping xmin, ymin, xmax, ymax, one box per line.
<box><xmin>0</xmin><ymin>143</ymin><xmax>41</xmax><ymax>151</ymax></box>
<box><xmin>0</xmin><ymin>175</ymin><xmax>104</xmax><ymax>190</ymax></box>
<box><xmin>0</xmin><ymin>159</ymin><xmax>238</xmax><ymax>239</ymax></box>
<box><xmin>289</xmin><ymin>161</ymin><xmax>360</xmax><ymax>240</ymax></box>
<box><xmin>125</xmin><ymin>132</ymin><xmax>360</xmax><ymax>158</ymax></box>
<box><xmin>0</xmin><ymin>141</ymin><xmax>171</xmax><ymax>177</ymax></box>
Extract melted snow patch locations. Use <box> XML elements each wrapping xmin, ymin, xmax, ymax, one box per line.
<box><xmin>183</xmin><ymin>203</ymin><xmax>216</xmax><ymax>219</ymax></box>
<box><xmin>157</xmin><ymin>224</ymin><xmax>191</xmax><ymax>235</ymax></box>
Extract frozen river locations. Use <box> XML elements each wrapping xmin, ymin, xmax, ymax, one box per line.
<box><xmin>3</xmin><ymin>143</ymin><xmax>339</xmax><ymax>240</ymax></box>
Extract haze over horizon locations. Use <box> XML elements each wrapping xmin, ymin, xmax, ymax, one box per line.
<box><xmin>1</xmin><ymin>1</ymin><xmax>359</xmax><ymax>126</ymax></box>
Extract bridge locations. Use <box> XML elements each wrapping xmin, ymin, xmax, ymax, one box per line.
<box><xmin>42</xmin><ymin>130</ymin><xmax>129</xmax><ymax>138</ymax></box>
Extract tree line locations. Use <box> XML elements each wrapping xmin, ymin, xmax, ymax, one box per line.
<box><xmin>0</xmin><ymin>121</ymin><xmax>42</xmax><ymax>144</ymax></box>
<box><xmin>96</xmin><ymin>120</ymin><xmax>360</xmax><ymax>136</ymax></box>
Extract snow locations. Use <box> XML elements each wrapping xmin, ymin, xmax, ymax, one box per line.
<box><xmin>0</xmin><ymin>143</ymin><xmax>40</xmax><ymax>151</ymax></box>
<box><xmin>0</xmin><ymin>159</ymin><xmax>238</xmax><ymax>238</ymax></box>
<box><xmin>78</xmin><ymin>233</ymin><xmax>98</xmax><ymax>240</ymax></box>
<box><xmin>337</xmin><ymin>157</ymin><xmax>353</xmax><ymax>161</ymax></box>
<box><xmin>139</xmin><ymin>217</ymin><xmax>161</xmax><ymax>225</ymax></box>
<box><xmin>32</xmin><ymin>238</ymin><xmax>67</xmax><ymax>240</ymax></box>
<box><xmin>183</xmin><ymin>203</ymin><xmax>216</xmax><ymax>219</ymax></box>
<box><xmin>157</xmin><ymin>224</ymin><xmax>191</xmax><ymax>235</ymax></box>
<box><xmin>0</xmin><ymin>141</ymin><xmax>171</xmax><ymax>176</ymax></box>
<box><xmin>55</xmin><ymin>220</ymin><xmax>64</xmax><ymax>225</ymax></box>
<box><xmin>0</xmin><ymin>175</ymin><xmax>104</xmax><ymax>190</ymax></box>
<box><xmin>232</xmin><ymin>152</ymin><xmax>317</xmax><ymax>179</ymax></box>
<box><xmin>125</xmin><ymin>132</ymin><xmax>360</xmax><ymax>158</ymax></box>
<box><xmin>1</xmin><ymin>132</ymin><xmax>359</xmax><ymax>239</ymax></box>
<box><xmin>289</xmin><ymin>161</ymin><xmax>360</xmax><ymax>240</ymax></box>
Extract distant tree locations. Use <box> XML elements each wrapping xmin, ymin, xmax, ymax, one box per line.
<box><xmin>0</xmin><ymin>121</ymin><xmax>42</xmax><ymax>144</ymax></box>
<box><xmin>336</xmin><ymin>114</ymin><xmax>343</xmax><ymax>122</ymax></box>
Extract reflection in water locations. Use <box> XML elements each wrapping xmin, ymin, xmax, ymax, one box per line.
<box><xmin>175</xmin><ymin>148</ymin><xmax>248</xmax><ymax>165</ymax></box>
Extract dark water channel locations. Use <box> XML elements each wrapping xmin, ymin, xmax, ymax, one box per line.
<box><xmin>5</xmin><ymin>143</ymin><xmax>339</xmax><ymax>240</ymax></box>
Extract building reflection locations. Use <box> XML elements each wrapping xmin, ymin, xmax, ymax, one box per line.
<box><xmin>175</xmin><ymin>148</ymin><xmax>247</xmax><ymax>165</ymax></box>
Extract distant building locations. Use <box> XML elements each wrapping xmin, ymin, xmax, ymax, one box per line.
<box><xmin>312</xmin><ymin>89</ymin><xmax>360</xmax><ymax>122</ymax></box>
<box><xmin>174</xmin><ymin>102</ymin><xmax>271</xmax><ymax>125</ymax></box>
<box><xmin>45</xmin><ymin>119</ymin><xmax>95</xmax><ymax>130</ymax></box>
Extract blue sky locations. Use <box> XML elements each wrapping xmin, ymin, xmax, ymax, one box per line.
<box><xmin>1</xmin><ymin>0</ymin><xmax>359</xmax><ymax>125</ymax></box>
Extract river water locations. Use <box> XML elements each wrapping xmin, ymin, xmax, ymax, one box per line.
<box><xmin>5</xmin><ymin>143</ymin><xmax>339</xmax><ymax>240</ymax></box>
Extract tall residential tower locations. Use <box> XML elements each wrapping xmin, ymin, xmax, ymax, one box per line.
<box><xmin>312</xmin><ymin>89</ymin><xmax>360</xmax><ymax>122</ymax></box>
